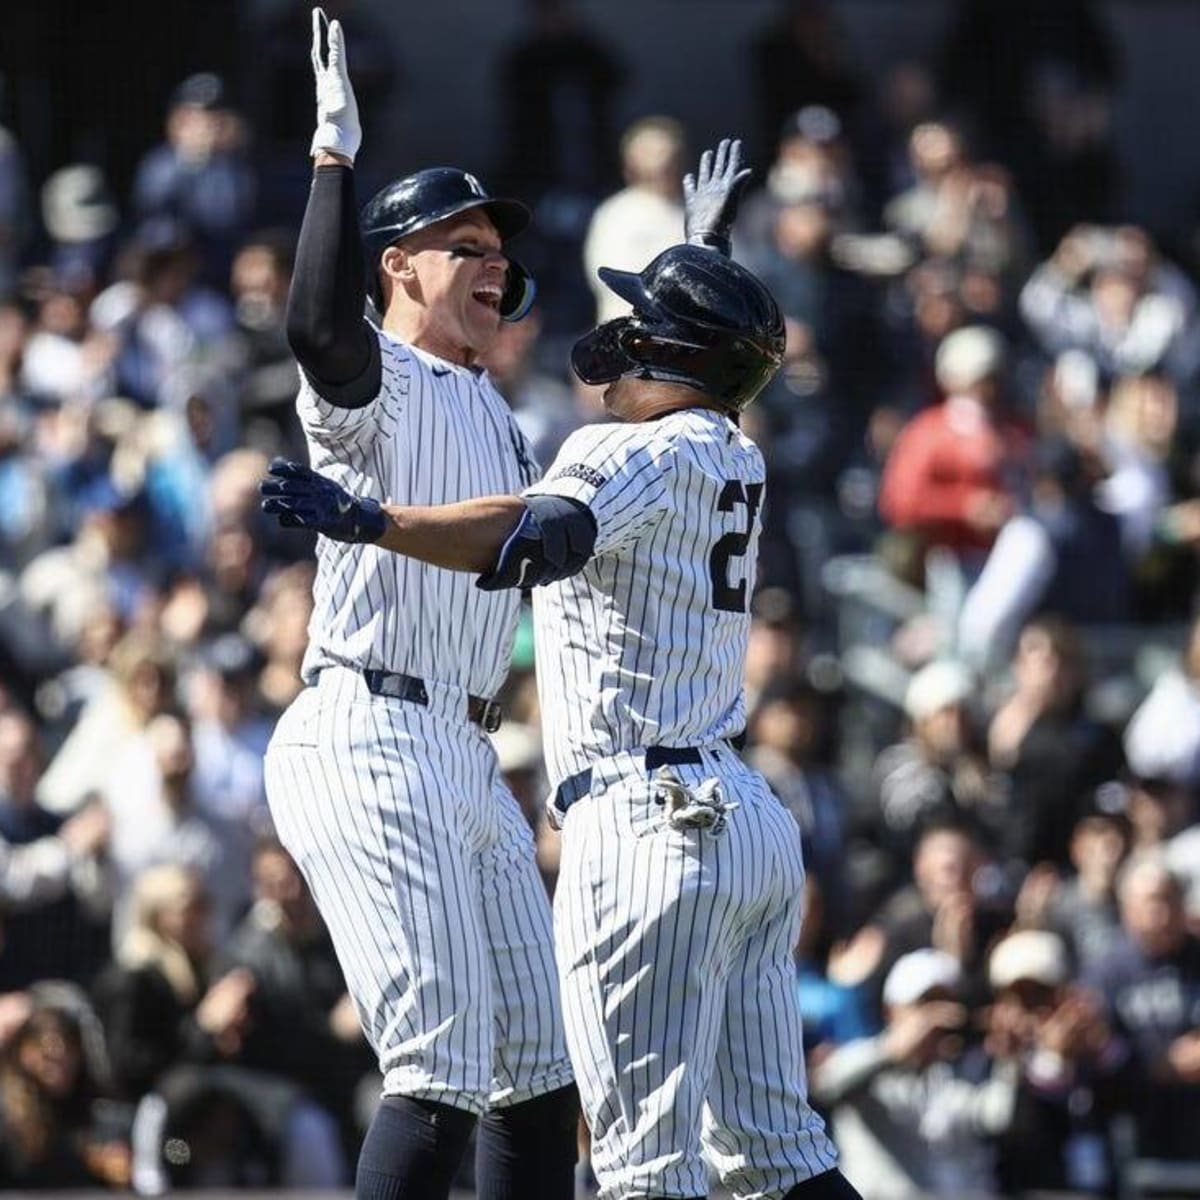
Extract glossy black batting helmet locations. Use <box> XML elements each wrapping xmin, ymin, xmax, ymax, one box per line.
<box><xmin>360</xmin><ymin>167</ymin><xmax>536</xmax><ymax>321</ymax></box>
<box><xmin>571</xmin><ymin>244</ymin><xmax>785</xmax><ymax>411</ymax></box>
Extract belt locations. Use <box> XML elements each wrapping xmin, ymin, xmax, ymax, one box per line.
<box><xmin>552</xmin><ymin>741</ymin><xmax>741</xmax><ymax>819</ymax></box>
<box><xmin>358</xmin><ymin>669</ymin><xmax>503</xmax><ymax>732</ymax></box>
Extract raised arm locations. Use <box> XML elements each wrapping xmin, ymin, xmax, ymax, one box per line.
<box><xmin>682</xmin><ymin>137</ymin><xmax>753</xmax><ymax>258</ymax></box>
<box><xmin>285</xmin><ymin>8</ymin><xmax>381</xmax><ymax>406</ymax></box>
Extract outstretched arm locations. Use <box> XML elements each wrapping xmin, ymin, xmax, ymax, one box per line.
<box><xmin>260</xmin><ymin>460</ymin><xmax>595</xmax><ymax>587</ymax></box>
<box><xmin>286</xmin><ymin>8</ymin><xmax>380</xmax><ymax>406</ymax></box>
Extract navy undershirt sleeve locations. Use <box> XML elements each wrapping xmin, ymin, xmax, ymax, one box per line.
<box><xmin>285</xmin><ymin>164</ymin><xmax>382</xmax><ymax>409</ymax></box>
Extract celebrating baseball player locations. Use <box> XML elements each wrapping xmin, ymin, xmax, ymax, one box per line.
<box><xmin>261</xmin><ymin>10</ymin><xmax>576</xmax><ymax>1200</ymax></box>
<box><xmin>264</xmin><ymin>134</ymin><xmax>861</xmax><ymax>1200</ymax></box>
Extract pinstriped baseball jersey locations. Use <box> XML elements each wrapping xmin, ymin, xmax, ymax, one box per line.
<box><xmin>268</xmin><ymin>324</ymin><xmax>571</xmax><ymax>1115</ymax></box>
<box><xmin>525</xmin><ymin>408</ymin><xmax>763</xmax><ymax>786</ymax></box>
<box><xmin>297</xmin><ymin>326</ymin><xmax>539</xmax><ymax>697</ymax></box>
<box><xmin>525</xmin><ymin>404</ymin><xmax>839</xmax><ymax>1197</ymax></box>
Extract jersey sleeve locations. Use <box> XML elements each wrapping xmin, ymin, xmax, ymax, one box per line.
<box><xmin>296</xmin><ymin>326</ymin><xmax>407</xmax><ymax>452</ymax></box>
<box><xmin>525</xmin><ymin>424</ymin><xmax>674</xmax><ymax>555</ymax></box>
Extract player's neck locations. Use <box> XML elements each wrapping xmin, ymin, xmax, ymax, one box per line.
<box><xmin>616</xmin><ymin>383</ymin><xmax>728</xmax><ymax>424</ymax></box>
<box><xmin>383</xmin><ymin>307</ymin><xmax>479</xmax><ymax>369</ymax></box>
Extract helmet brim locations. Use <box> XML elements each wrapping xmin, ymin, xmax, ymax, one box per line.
<box><xmin>597</xmin><ymin>266</ymin><xmax>660</xmax><ymax>315</ymax></box>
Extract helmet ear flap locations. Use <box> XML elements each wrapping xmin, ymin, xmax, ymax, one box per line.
<box><xmin>501</xmin><ymin>258</ymin><xmax>536</xmax><ymax>322</ymax></box>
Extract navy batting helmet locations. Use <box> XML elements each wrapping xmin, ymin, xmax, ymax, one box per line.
<box><xmin>360</xmin><ymin>167</ymin><xmax>536</xmax><ymax>321</ymax></box>
<box><xmin>571</xmin><ymin>244</ymin><xmax>785</xmax><ymax>411</ymax></box>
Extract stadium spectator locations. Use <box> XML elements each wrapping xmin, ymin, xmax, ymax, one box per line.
<box><xmin>98</xmin><ymin>219</ymin><xmax>237</xmax><ymax>411</ymax></box>
<box><xmin>224</xmin><ymin>840</ymin><xmax>376</xmax><ymax>1159</ymax></box>
<box><xmin>957</xmin><ymin>437</ymin><xmax>1130</xmax><ymax>667</ymax></box>
<box><xmin>871</xmin><ymin>660</ymin><xmax>999</xmax><ymax>864</ymax></box>
<box><xmin>747</xmin><ymin>676</ymin><xmax>849</xmax><ymax>904</ymax></box>
<box><xmin>986</xmin><ymin>930</ymin><xmax>1121</xmax><ymax>1194</ymax></box>
<box><xmin>737</xmin><ymin>104</ymin><xmax>861</xmax><ymax>257</ymax></box>
<box><xmin>867</xmin><ymin>821</ymin><xmax>1012</xmax><ymax>1011</ymax></box>
<box><xmin>1086</xmin><ymin>857</ymin><xmax>1200</xmax><ymax>1160</ymax></box>
<box><xmin>93</xmin><ymin>864</ymin><xmax>345</xmax><ymax>1187</ymax></box>
<box><xmin>988</xmin><ymin>617</ymin><xmax>1123</xmax><ymax>867</ymax></box>
<box><xmin>133</xmin><ymin>74</ymin><xmax>256</xmax><ymax>283</ymax></box>
<box><xmin>1123</xmin><ymin>612</ymin><xmax>1200</xmax><ymax>787</ymax></box>
<box><xmin>879</xmin><ymin>325</ymin><xmax>1031</xmax><ymax>562</ymax></box>
<box><xmin>582</xmin><ymin>116</ymin><xmax>686</xmax><ymax>324</ymax></box>
<box><xmin>796</xmin><ymin>875</ymin><xmax>876</xmax><ymax>1064</ymax></box>
<box><xmin>183</xmin><ymin>633</ymin><xmax>273</xmax><ymax>841</ymax></box>
<box><xmin>480</xmin><ymin>305</ymin><xmax>578</xmax><ymax>466</ymax></box>
<box><xmin>811</xmin><ymin>947</ymin><xmax>1017</xmax><ymax>1199</ymax></box>
<box><xmin>1021</xmin><ymin>224</ymin><xmax>1200</xmax><ymax>383</ymax></box>
<box><xmin>100</xmin><ymin>711</ymin><xmax>252</xmax><ymax>945</ymax></box>
<box><xmin>0</xmin><ymin>712</ymin><xmax>109</xmax><ymax>990</ymax></box>
<box><xmin>1019</xmin><ymin>804</ymin><xmax>1131</xmax><ymax>973</ymax></box>
<box><xmin>0</xmin><ymin>992</ymin><xmax>130</xmax><ymax>1188</ymax></box>
<box><xmin>228</xmin><ymin>231</ymin><xmax>301</xmax><ymax>450</ymax></box>
<box><xmin>37</xmin><ymin>632</ymin><xmax>175</xmax><ymax>818</ymax></box>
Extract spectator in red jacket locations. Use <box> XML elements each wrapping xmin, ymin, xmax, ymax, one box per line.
<box><xmin>880</xmin><ymin>325</ymin><xmax>1031</xmax><ymax>556</ymax></box>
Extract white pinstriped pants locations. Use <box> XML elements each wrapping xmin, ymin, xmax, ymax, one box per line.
<box><xmin>264</xmin><ymin>666</ymin><xmax>572</xmax><ymax>1115</ymax></box>
<box><xmin>554</xmin><ymin>745</ymin><xmax>839</xmax><ymax>1199</ymax></box>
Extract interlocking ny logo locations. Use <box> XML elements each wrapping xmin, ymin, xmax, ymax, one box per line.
<box><xmin>462</xmin><ymin>172</ymin><xmax>485</xmax><ymax>197</ymax></box>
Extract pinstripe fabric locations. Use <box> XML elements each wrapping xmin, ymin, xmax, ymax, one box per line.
<box><xmin>297</xmin><ymin>330</ymin><xmax>539</xmax><ymax>696</ymax></box>
<box><xmin>529</xmin><ymin>409</ymin><xmax>837</xmax><ymax>1197</ymax></box>
<box><xmin>526</xmin><ymin>410</ymin><xmax>761</xmax><ymax>790</ymax></box>
<box><xmin>268</xmin><ymin>333</ymin><xmax>570</xmax><ymax>1115</ymax></box>
<box><xmin>265</xmin><ymin>667</ymin><xmax>570</xmax><ymax>1113</ymax></box>
<box><xmin>554</xmin><ymin>749</ymin><xmax>838</xmax><ymax>1199</ymax></box>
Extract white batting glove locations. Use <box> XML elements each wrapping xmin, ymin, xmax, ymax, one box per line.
<box><xmin>310</xmin><ymin>7</ymin><xmax>362</xmax><ymax>163</ymax></box>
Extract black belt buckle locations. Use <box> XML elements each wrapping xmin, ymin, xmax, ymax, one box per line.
<box><xmin>478</xmin><ymin>699</ymin><xmax>503</xmax><ymax>733</ymax></box>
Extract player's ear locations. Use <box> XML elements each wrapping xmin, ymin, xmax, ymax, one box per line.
<box><xmin>381</xmin><ymin>243</ymin><xmax>414</xmax><ymax>285</ymax></box>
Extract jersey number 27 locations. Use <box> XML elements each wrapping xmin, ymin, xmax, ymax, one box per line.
<box><xmin>709</xmin><ymin>479</ymin><xmax>764</xmax><ymax>613</ymax></box>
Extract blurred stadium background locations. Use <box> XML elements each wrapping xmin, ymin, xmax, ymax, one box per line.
<box><xmin>0</xmin><ymin>0</ymin><xmax>1198</xmax><ymax>1196</ymax></box>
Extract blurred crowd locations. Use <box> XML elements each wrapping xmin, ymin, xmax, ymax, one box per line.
<box><xmin>0</xmin><ymin>0</ymin><xmax>1198</xmax><ymax>1195</ymax></box>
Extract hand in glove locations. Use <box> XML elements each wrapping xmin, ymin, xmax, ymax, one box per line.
<box><xmin>310</xmin><ymin>7</ymin><xmax>362</xmax><ymax>163</ymax></box>
<box><xmin>683</xmin><ymin>138</ymin><xmax>752</xmax><ymax>258</ymax></box>
<box><xmin>260</xmin><ymin>458</ymin><xmax>386</xmax><ymax>544</ymax></box>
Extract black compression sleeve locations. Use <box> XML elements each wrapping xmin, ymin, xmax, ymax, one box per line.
<box><xmin>286</xmin><ymin>164</ymin><xmax>382</xmax><ymax>408</ymax></box>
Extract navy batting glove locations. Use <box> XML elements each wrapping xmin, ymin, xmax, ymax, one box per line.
<box><xmin>260</xmin><ymin>458</ymin><xmax>387</xmax><ymax>544</ymax></box>
<box><xmin>683</xmin><ymin>137</ymin><xmax>753</xmax><ymax>258</ymax></box>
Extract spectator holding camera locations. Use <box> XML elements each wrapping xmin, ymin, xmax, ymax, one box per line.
<box><xmin>986</xmin><ymin>931</ymin><xmax>1121</xmax><ymax>1194</ymax></box>
<box><xmin>812</xmin><ymin>948</ymin><xmax>1018</xmax><ymax>1199</ymax></box>
<box><xmin>1021</xmin><ymin>224</ymin><xmax>1200</xmax><ymax>382</ymax></box>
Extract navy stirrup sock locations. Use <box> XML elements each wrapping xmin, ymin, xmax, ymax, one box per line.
<box><xmin>356</xmin><ymin>1095</ymin><xmax>476</xmax><ymax>1200</ymax></box>
<box><xmin>474</xmin><ymin>1083</ymin><xmax>579</xmax><ymax>1200</ymax></box>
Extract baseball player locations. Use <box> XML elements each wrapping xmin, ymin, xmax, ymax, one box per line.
<box><xmin>263</xmin><ymin>139</ymin><xmax>861</xmax><ymax>1200</ymax></box>
<box><xmin>261</xmin><ymin>11</ymin><xmax>575</xmax><ymax>1200</ymax></box>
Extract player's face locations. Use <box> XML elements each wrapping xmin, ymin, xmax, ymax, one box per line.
<box><xmin>401</xmin><ymin>210</ymin><xmax>508</xmax><ymax>355</ymax></box>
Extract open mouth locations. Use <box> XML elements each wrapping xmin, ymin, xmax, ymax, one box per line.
<box><xmin>472</xmin><ymin>285</ymin><xmax>502</xmax><ymax>312</ymax></box>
